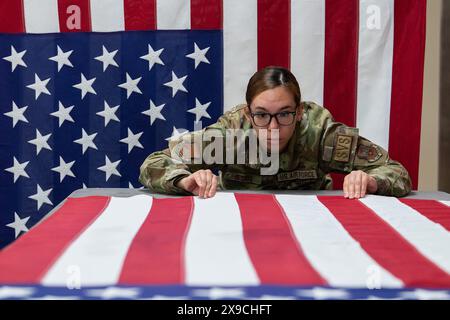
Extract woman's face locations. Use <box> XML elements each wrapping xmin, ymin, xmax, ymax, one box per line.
<box><xmin>246</xmin><ymin>86</ymin><xmax>302</xmax><ymax>153</ymax></box>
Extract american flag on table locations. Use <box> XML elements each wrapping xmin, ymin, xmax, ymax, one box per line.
<box><xmin>0</xmin><ymin>193</ymin><xmax>449</xmax><ymax>300</ymax></box>
<box><xmin>0</xmin><ymin>1</ymin><xmax>426</xmax><ymax>250</ymax></box>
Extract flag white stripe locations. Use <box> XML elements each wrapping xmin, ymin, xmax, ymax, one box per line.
<box><xmin>41</xmin><ymin>195</ymin><xmax>152</xmax><ymax>286</ymax></box>
<box><xmin>276</xmin><ymin>195</ymin><xmax>403</xmax><ymax>288</ymax></box>
<box><xmin>23</xmin><ymin>0</ymin><xmax>60</xmax><ymax>33</ymax></box>
<box><xmin>223</xmin><ymin>0</ymin><xmax>258</xmax><ymax>111</ymax></box>
<box><xmin>90</xmin><ymin>0</ymin><xmax>125</xmax><ymax>32</ymax></box>
<box><xmin>184</xmin><ymin>193</ymin><xmax>260</xmax><ymax>286</ymax></box>
<box><xmin>440</xmin><ymin>201</ymin><xmax>450</xmax><ymax>207</ymax></box>
<box><xmin>291</xmin><ymin>0</ymin><xmax>325</xmax><ymax>106</ymax></box>
<box><xmin>356</xmin><ymin>0</ymin><xmax>394</xmax><ymax>149</ymax></box>
<box><xmin>360</xmin><ymin>196</ymin><xmax>450</xmax><ymax>274</ymax></box>
<box><xmin>156</xmin><ymin>0</ymin><xmax>191</xmax><ymax>30</ymax></box>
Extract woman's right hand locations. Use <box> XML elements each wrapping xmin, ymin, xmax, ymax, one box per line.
<box><xmin>176</xmin><ymin>169</ymin><xmax>218</xmax><ymax>198</ymax></box>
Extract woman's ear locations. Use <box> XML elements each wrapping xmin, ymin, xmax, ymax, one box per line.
<box><xmin>296</xmin><ymin>105</ymin><xmax>304</xmax><ymax>122</ymax></box>
<box><xmin>243</xmin><ymin>105</ymin><xmax>252</xmax><ymax>122</ymax></box>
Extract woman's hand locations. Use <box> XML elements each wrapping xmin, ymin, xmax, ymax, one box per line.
<box><xmin>176</xmin><ymin>169</ymin><xmax>218</xmax><ymax>198</ymax></box>
<box><xmin>343</xmin><ymin>170</ymin><xmax>378</xmax><ymax>199</ymax></box>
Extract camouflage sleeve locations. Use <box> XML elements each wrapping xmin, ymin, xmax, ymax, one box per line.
<box><xmin>139</xmin><ymin>115</ymin><xmax>231</xmax><ymax>195</ymax></box>
<box><xmin>139</xmin><ymin>148</ymin><xmax>193</xmax><ymax>195</ymax></box>
<box><xmin>319</xmin><ymin>120</ymin><xmax>412</xmax><ymax>197</ymax></box>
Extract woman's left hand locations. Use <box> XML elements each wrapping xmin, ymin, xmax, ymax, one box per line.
<box><xmin>343</xmin><ymin>170</ymin><xmax>378</xmax><ymax>199</ymax></box>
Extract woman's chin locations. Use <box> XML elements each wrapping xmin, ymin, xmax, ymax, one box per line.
<box><xmin>265</xmin><ymin>140</ymin><xmax>285</xmax><ymax>153</ymax></box>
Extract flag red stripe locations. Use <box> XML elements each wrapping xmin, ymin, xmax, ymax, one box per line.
<box><xmin>190</xmin><ymin>0</ymin><xmax>222</xmax><ymax>30</ymax></box>
<box><xmin>399</xmin><ymin>199</ymin><xmax>450</xmax><ymax>232</ymax></box>
<box><xmin>118</xmin><ymin>197</ymin><xmax>194</xmax><ymax>284</ymax></box>
<box><xmin>323</xmin><ymin>0</ymin><xmax>359</xmax><ymax>125</ymax></box>
<box><xmin>389</xmin><ymin>0</ymin><xmax>426</xmax><ymax>190</ymax></box>
<box><xmin>323</xmin><ymin>0</ymin><xmax>359</xmax><ymax>190</ymax></box>
<box><xmin>0</xmin><ymin>196</ymin><xmax>110</xmax><ymax>284</ymax></box>
<box><xmin>235</xmin><ymin>193</ymin><xmax>327</xmax><ymax>285</ymax></box>
<box><xmin>257</xmin><ymin>0</ymin><xmax>290</xmax><ymax>70</ymax></box>
<box><xmin>318</xmin><ymin>196</ymin><xmax>450</xmax><ymax>288</ymax></box>
<box><xmin>124</xmin><ymin>0</ymin><xmax>156</xmax><ymax>31</ymax></box>
<box><xmin>0</xmin><ymin>0</ymin><xmax>25</xmax><ymax>33</ymax></box>
<box><xmin>57</xmin><ymin>0</ymin><xmax>92</xmax><ymax>32</ymax></box>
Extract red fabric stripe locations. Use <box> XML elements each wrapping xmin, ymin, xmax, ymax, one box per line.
<box><xmin>235</xmin><ymin>193</ymin><xmax>326</xmax><ymax>285</ymax></box>
<box><xmin>0</xmin><ymin>0</ymin><xmax>25</xmax><ymax>33</ymax></box>
<box><xmin>389</xmin><ymin>0</ymin><xmax>426</xmax><ymax>190</ymax></box>
<box><xmin>57</xmin><ymin>0</ymin><xmax>92</xmax><ymax>32</ymax></box>
<box><xmin>124</xmin><ymin>0</ymin><xmax>156</xmax><ymax>31</ymax></box>
<box><xmin>318</xmin><ymin>196</ymin><xmax>450</xmax><ymax>288</ymax></box>
<box><xmin>399</xmin><ymin>199</ymin><xmax>450</xmax><ymax>232</ymax></box>
<box><xmin>191</xmin><ymin>0</ymin><xmax>222</xmax><ymax>30</ymax></box>
<box><xmin>323</xmin><ymin>0</ymin><xmax>359</xmax><ymax>190</ymax></box>
<box><xmin>257</xmin><ymin>0</ymin><xmax>290</xmax><ymax>70</ymax></box>
<box><xmin>118</xmin><ymin>197</ymin><xmax>194</xmax><ymax>284</ymax></box>
<box><xmin>0</xmin><ymin>196</ymin><xmax>110</xmax><ymax>284</ymax></box>
<box><xmin>323</xmin><ymin>0</ymin><xmax>359</xmax><ymax>125</ymax></box>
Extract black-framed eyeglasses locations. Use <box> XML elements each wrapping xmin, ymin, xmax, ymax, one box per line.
<box><xmin>249</xmin><ymin>108</ymin><xmax>297</xmax><ymax>127</ymax></box>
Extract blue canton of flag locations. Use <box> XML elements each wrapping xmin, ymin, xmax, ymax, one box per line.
<box><xmin>0</xmin><ymin>30</ymin><xmax>223</xmax><ymax>249</ymax></box>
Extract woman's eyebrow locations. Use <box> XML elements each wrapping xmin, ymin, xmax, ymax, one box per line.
<box><xmin>254</xmin><ymin>106</ymin><xmax>295</xmax><ymax>112</ymax></box>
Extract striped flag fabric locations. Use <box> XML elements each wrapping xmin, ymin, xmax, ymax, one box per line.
<box><xmin>0</xmin><ymin>1</ymin><xmax>426</xmax><ymax>250</ymax></box>
<box><xmin>0</xmin><ymin>193</ymin><xmax>449</xmax><ymax>300</ymax></box>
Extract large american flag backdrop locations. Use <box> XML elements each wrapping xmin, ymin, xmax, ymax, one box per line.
<box><xmin>0</xmin><ymin>1</ymin><xmax>426</xmax><ymax>250</ymax></box>
<box><xmin>0</xmin><ymin>193</ymin><xmax>449</xmax><ymax>300</ymax></box>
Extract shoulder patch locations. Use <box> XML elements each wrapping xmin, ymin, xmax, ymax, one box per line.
<box><xmin>357</xmin><ymin>144</ymin><xmax>383</xmax><ymax>163</ymax></box>
<box><xmin>333</xmin><ymin>134</ymin><xmax>353</xmax><ymax>162</ymax></box>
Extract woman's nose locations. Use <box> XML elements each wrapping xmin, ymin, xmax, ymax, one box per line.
<box><xmin>268</xmin><ymin>116</ymin><xmax>279</xmax><ymax>129</ymax></box>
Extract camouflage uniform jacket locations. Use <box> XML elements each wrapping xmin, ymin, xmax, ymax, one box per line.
<box><xmin>139</xmin><ymin>102</ymin><xmax>412</xmax><ymax>197</ymax></box>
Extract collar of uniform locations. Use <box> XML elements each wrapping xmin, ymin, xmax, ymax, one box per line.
<box><xmin>240</xmin><ymin>105</ymin><xmax>253</xmax><ymax>131</ymax></box>
<box><xmin>278</xmin><ymin>120</ymin><xmax>303</xmax><ymax>171</ymax></box>
<box><xmin>298</xmin><ymin>102</ymin><xmax>311</xmax><ymax>137</ymax></box>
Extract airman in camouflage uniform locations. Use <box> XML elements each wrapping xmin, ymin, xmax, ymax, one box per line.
<box><xmin>139</xmin><ymin>66</ymin><xmax>411</xmax><ymax>199</ymax></box>
<box><xmin>139</xmin><ymin>101</ymin><xmax>412</xmax><ymax>198</ymax></box>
